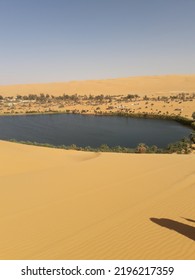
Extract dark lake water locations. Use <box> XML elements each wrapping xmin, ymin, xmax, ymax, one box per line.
<box><xmin>0</xmin><ymin>114</ymin><xmax>192</xmax><ymax>148</ymax></box>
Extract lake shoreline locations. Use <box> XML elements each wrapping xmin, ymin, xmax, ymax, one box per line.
<box><xmin>5</xmin><ymin>138</ymin><xmax>193</xmax><ymax>154</ymax></box>
<box><xmin>2</xmin><ymin>111</ymin><xmax>193</xmax><ymax>155</ymax></box>
<box><xmin>0</xmin><ymin>90</ymin><xmax>195</xmax><ymax>153</ymax></box>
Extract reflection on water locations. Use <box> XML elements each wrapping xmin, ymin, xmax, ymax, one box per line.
<box><xmin>0</xmin><ymin>114</ymin><xmax>192</xmax><ymax>148</ymax></box>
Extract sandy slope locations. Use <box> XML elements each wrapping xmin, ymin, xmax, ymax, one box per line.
<box><xmin>0</xmin><ymin>141</ymin><xmax>194</xmax><ymax>260</ymax></box>
<box><xmin>1</xmin><ymin>74</ymin><xmax>195</xmax><ymax>96</ymax></box>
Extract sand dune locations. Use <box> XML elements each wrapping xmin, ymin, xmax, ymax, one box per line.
<box><xmin>1</xmin><ymin>74</ymin><xmax>195</xmax><ymax>97</ymax></box>
<box><xmin>0</xmin><ymin>140</ymin><xmax>194</xmax><ymax>260</ymax></box>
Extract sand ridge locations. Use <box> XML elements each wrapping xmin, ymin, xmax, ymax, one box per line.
<box><xmin>0</xmin><ymin>141</ymin><xmax>194</xmax><ymax>259</ymax></box>
<box><xmin>1</xmin><ymin>74</ymin><xmax>195</xmax><ymax>97</ymax></box>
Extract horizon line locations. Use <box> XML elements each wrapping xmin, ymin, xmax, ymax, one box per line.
<box><xmin>1</xmin><ymin>73</ymin><xmax>195</xmax><ymax>87</ymax></box>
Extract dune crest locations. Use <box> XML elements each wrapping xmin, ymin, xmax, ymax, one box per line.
<box><xmin>1</xmin><ymin>74</ymin><xmax>195</xmax><ymax>97</ymax></box>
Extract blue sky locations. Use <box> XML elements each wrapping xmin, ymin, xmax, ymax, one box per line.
<box><xmin>0</xmin><ymin>0</ymin><xmax>195</xmax><ymax>84</ymax></box>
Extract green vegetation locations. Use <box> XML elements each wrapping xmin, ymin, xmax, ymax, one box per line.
<box><xmin>190</xmin><ymin>132</ymin><xmax>195</xmax><ymax>143</ymax></box>
<box><xmin>8</xmin><ymin>134</ymin><xmax>194</xmax><ymax>154</ymax></box>
<box><xmin>166</xmin><ymin>138</ymin><xmax>191</xmax><ymax>154</ymax></box>
<box><xmin>125</xmin><ymin>94</ymin><xmax>139</xmax><ymax>100</ymax></box>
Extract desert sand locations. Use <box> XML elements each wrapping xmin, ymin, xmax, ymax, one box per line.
<box><xmin>1</xmin><ymin>74</ymin><xmax>195</xmax><ymax>97</ymax></box>
<box><xmin>0</xmin><ymin>140</ymin><xmax>194</xmax><ymax>260</ymax></box>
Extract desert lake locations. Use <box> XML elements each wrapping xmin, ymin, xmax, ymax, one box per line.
<box><xmin>0</xmin><ymin>114</ymin><xmax>192</xmax><ymax>148</ymax></box>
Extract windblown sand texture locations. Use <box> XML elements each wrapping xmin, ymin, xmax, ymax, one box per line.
<box><xmin>1</xmin><ymin>74</ymin><xmax>195</xmax><ymax>97</ymax></box>
<box><xmin>0</xmin><ymin>141</ymin><xmax>194</xmax><ymax>260</ymax></box>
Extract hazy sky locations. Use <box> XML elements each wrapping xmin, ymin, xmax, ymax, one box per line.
<box><xmin>0</xmin><ymin>0</ymin><xmax>195</xmax><ymax>85</ymax></box>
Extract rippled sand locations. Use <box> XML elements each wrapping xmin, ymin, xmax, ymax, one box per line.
<box><xmin>0</xmin><ymin>141</ymin><xmax>194</xmax><ymax>259</ymax></box>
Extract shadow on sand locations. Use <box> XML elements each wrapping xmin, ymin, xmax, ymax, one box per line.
<box><xmin>150</xmin><ymin>218</ymin><xmax>195</xmax><ymax>241</ymax></box>
<box><xmin>181</xmin><ymin>217</ymin><xmax>195</xmax><ymax>223</ymax></box>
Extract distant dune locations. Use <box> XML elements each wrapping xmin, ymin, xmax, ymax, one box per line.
<box><xmin>0</xmin><ymin>141</ymin><xmax>194</xmax><ymax>260</ymax></box>
<box><xmin>1</xmin><ymin>74</ymin><xmax>195</xmax><ymax>97</ymax></box>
